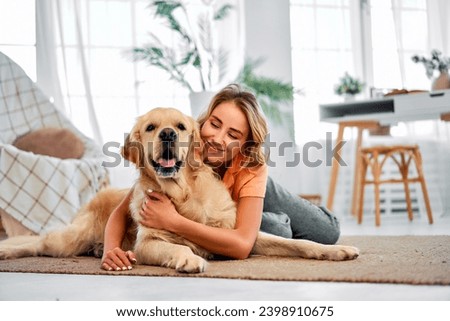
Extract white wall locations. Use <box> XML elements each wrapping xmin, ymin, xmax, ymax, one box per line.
<box><xmin>243</xmin><ymin>0</ymin><xmax>303</xmax><ymax>193</ymax></box>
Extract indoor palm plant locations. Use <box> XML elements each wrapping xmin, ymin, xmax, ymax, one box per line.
<box><xmin>132</xmin><ymin>0</ymin><xmax>232</xmax><ymax>93</ymax></box>
<box><xmin>131</xmin><ymin>0</ymin><xmax>297</xmax><ymax>132</ymax></box>
<box><xmin>237</xmin><ymin>58</ymin><xmax>298</xmax><ymax>129</ymax></box>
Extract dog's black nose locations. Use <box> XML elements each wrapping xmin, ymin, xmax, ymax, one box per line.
<box><xmin>159</xmin><ymin>128</ymin><xmax>177</xmax><ymax>142</ymax></box>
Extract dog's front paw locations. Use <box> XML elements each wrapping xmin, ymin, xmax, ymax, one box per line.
<box><xmin>0</xmin><ymin>248</ymin><xmax>17</xmax><ymax>260</ymax></box>
<box><xmin>326</xmin><ymin>245</ymin><xmax>359</xmax><ymax>261</ymax></box>
<box><xmin>175</xmin><ymin>254</ymin><xmax>207</xmax><ymax>273</ymax></box>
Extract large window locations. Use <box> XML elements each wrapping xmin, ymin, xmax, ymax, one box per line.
<box><xmin>53</xmin><ymin>0</ymin><xmax>189</xmax><ymax>144</ymax></box>
<box><xmin>0</xmin><ymin>0</ymin><xmax>238</xmax><ymax>146</ymax></box>
<box><xmin>290</xmin><ymin>0</ymin><xmax>430</xmax><ymax>142</ymax></box>
<box><xmin>0</xmin><ymin>1</ymin><xmax>36</xmax><ymax>80</ymax></box>
<box><xmin>366</xmin><ymin>0</ymin><xmax>428</xmax><ymax>89</ymax></box>
<box><xmin>0</xmin><ymin>0</ymin><xmax>437</xmax><ymax>144</ymax></box>
<box><xmin>0</xmin><ymin>0</ymin><xmax>190</xmax><ymax>145</ymax></box>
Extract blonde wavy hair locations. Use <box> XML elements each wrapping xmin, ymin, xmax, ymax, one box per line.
<box><xmin>197</xmin><ymin>84</ymin><xmax>268</xmax><ymax>167</ymax></box>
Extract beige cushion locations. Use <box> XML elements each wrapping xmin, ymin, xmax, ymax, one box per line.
<box><xmin>13</xmin><ymin>128</ymin><xmax>85</xmax><ymax>159</ymax></box>
<box><xmin>0</xmin><ymin>208</ymin><xmax>36</xmax><ymax>237</ymax></box>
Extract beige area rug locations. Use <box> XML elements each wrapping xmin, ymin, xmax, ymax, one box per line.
<box><xmin>0</xmin><ymin>236</ymin><xmax>449</xmax><ymax>285</ymax></box>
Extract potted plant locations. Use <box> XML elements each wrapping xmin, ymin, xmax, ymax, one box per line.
<box><xmin>334</xmin><ymin>72</ymin><xmax>389</xmax><ymax>135</ymax></box>
<box><xmin>131</xmin><ymin>0</ymin><xmax>297</xmax><ymax>134</ymax></box>
<box><xmin>412</xmin><ymin>49</ymin><xmax>450</xmax><ymax>90</ymax></box>
<box><xmin>334</xmin><ymin>72</ymin><xmax>364</xmax><ymax>101</ymax></box>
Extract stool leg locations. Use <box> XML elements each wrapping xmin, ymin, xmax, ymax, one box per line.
<box><xmin>403</xmin><ymin>180</ymin><xmax>414</xmax><ymax>221</ymax></box>
<box><xmin>413</xmin><ymin>149</ymin><xmax>434</xmax><ymax>224</ymax></box>
<box><xmin>400</xmin><ymin>152</ymin><xmax>414</xmax><ymax>221</ymax></box>
<box><xmin>327</xmin><ymin>123</ymin><xmax>345</xmax><ymax>210</ymax></box>
<box><xmin>374</xmin><ymin>183</ymin><xmax>381</xmax><ymax>226</ymax></box>
<box><xmin>357</xmin><ymin>154</ymin><xmax>368</xmax><ymax>224</ymax></box>
<box><xmin>371</xmin><ymin>151</ymin><xmax>381</xmax><ymax>226</ymax></box>
<box><xmin>351</xmin><ymin>127</ymin><xmax>364</xmax><ymax>216</ymax></box>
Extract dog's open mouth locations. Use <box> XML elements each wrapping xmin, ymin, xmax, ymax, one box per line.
<box><xmin>151</xmin><ymin>150</ymin><xmax>183</xmax><ymax>178</ymax></box>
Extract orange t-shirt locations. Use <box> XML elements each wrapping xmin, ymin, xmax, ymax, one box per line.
<box><xmin>222</xmin><ymin>154</ymin><xmax>268</xmax><ymax>202</ymax></box>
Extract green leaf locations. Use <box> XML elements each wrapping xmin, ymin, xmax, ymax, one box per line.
<box><xmin>197</xmin><ymin>14</ymin><xmax>212</xmax><ymax>52</ymax></box>
<box><xmin>238</xmin><ymin>60</ymin><xmax>294</xmax><ymax>102</ymax></box>
<box><xmin>150</xmin><ymin>47</ymin><xmax>164</xmax><ymax>58</ymax></box>
<box><xmin>193</xmin><ymin>54</ymin><xmax>202</xmax><ymax>68</ymax></box>
<box><xmin>217</xmin><ymin>47</ymin><xmax>229</xmax><ymax>82</ymax></box>
<box><xmin>214</xmin><ymin>4</ymin><xmax>234</xmax><ymax>20</ymax></box>
<box><xmin>235</xmin><ymin>59</ymin><xmax>297</xmax><ymax>138</ymax></box>
<box><xmin>152</xmin><ymin>0</ymin><xmax>182</xmax><ymax>17</ymax></box>
<box><xmin>179</xmin><ymin>50</ymin><xmax>195</xmax><ymax>66</ymax></box>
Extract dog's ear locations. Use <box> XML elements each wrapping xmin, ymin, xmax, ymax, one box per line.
<box><xmin>187</xmin><ymin>119</ymin><xmax>204</xmax><ymax>171</ymax></box>
<box><xmin>121</xmin><ymin>123</ymin><xmax>144</xmax><ymax>167</ymax></box>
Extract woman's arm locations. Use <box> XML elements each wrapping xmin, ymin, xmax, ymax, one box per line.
<box><xmin>101</xmin><ymin>188</ymin><xmax>137</xmax><ymax>271</ymax></box>
<box><xmin>140</xmin><ymin>192</ymin><xmax>263</xmax><ymax>259</ymax></box>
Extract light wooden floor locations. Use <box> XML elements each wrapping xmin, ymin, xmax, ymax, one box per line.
<box><xmin>0</xmin><ymin>215</ymin><xmax>449</xmax><ymax>301</ymax></box>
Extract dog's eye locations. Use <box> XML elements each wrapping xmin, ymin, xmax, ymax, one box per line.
<box><xmin>146</xmin><ymin>124</ymin><xmax>155</xmax><ymax>132</ymax></box>
<box><xmin>177</xmin><ymin>123</ymin><xmax>186</xmax><ymax>131</ymax></box>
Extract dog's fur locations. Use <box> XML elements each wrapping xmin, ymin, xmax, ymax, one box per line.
<box><xmin>0</xmin><ymin>108</ymin><xmax>359</xmax><ymax>273</ymax></box>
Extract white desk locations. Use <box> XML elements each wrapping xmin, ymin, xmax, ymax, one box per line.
<box><xmin>319</xmin><ymin>89</ymin><xmax>450</xmax><ymax>211</ymax></box>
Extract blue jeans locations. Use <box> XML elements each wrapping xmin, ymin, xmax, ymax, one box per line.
<box><xmin>260</xmin><ymin>176</ymin><xmax>340</xmax><ymax>244</ymax></box>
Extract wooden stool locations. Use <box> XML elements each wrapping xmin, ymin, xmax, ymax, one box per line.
<box><xmin>356</xmin><ymin>145</ymin><xmax>433</xmax><ymax>226</ymax></box>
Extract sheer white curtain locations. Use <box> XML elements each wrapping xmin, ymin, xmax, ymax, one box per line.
<box><xmin>35</xmin><ymin>0</ymin><xmax>64</xmax><ymax>114</ymax></box>
<box><xmin>35</xmin><ymin>0</ymin><xmax>243</xmax><ymax>147</ymax></box>
<box><xmin>291</xmin><ymin>0</ymin><xmax>363</xmax><ymax>144</ymax></box>
<box><xmin>427</xmin><ymin>0</ymin><xmax>450</xmax><ymax>54</ymax></box>
<box><xmin>36</xmin><ymin>0</ymin><xmax>103</xmax><ymax>144</ymax></box>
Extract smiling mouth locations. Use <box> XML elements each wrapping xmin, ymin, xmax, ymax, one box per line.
<box><xmin>151</xmin><ymin>158</ymin><xmax>183</xmax><ymax>177</ymax></box>
<box><xmin>206</xmin><ymin>142</ymin><xmax>224</xmax><ymax>153</ymax></box>
<box><xmin>150</xmin><ymin>148</ymin><xmax>183</xmax><ymax>178</ymax></box>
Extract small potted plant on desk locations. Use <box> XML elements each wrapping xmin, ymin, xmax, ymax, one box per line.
<box><xmin>334</xmin><ymin>72</ymin><xmax>389</xmax><ymax>135</ymax></box>
<box><xmin>334</xmin><ymin>72</ymin><xmax>364</xmax><ymax>102</ymax></box>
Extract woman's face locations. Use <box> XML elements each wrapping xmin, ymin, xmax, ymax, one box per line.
<box><xmin>201</xmin><ymin>101</ymin><xmax>250</xmax><ymax>167</ymax></box>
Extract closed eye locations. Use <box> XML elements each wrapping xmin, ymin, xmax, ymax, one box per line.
<box><xmin>146</xmin><ymin>124</ymin><xmax>155</xmax><ymax>132</ymax></box>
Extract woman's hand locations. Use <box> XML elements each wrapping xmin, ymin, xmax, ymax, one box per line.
<box><xmin>101</xmin><ymin>247</ymin><xmax>137</xmax><ymax>271</ymax></box>
<box><xmin>139</xmin><ymin>190</ymin><xmax>180</xmax><ymax>231</ymax></box>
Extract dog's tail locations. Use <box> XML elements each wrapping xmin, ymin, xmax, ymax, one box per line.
<box><xmin>0</xmin><ymin>235</ymin><xmax>42</xmax><ymax>259</ymax></box>
<box><xmin>252</xmin><ymin>232</ymin><xmax>359</xmax><ymax>261</ymax></box>
<box><xmin>252</xmin><ymin>232</ymin><xmax>324</xmax><ymax>257</ymax></box>
<box><xmin>0</xmin><ymin>235</ymin><xmax>40</xmax><ymax>246</ymax></box>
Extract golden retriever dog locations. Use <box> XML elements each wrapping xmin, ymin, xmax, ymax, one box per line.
<box><xmin>0</xmin><ymin>108</ymin><xmax>359</xmax><ymax>273</ymax></box>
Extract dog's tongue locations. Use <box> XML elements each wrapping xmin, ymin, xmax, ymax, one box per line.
<box><xmin>158</xmin><ymin>158</ymin><xmax>176</xmax><ymax>168</ymax></box>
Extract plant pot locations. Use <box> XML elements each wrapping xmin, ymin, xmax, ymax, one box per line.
<box><xmin>368</xmin><ymin>124</ymin><xmax>391</xmax><ymax>136</ymax></box>
<box><xmin>189</xmin><ymin>91</ymin><xmax>215</xmax><ymax>119</ymax></box>
<box><xmin>343</xmin><ymin>94</ymin><xmax>356</xmax><ymax>102</ymax></box>
<box><xmin>432</xmin><ymin>71</ymin><xmax>450</xmax><ymax>91</ymax></box>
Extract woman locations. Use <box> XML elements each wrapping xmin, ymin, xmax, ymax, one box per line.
<box><xmin>101</xmin><ymin>84</ymin><xmax>340</xmax><ymax>271</ymax></box>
